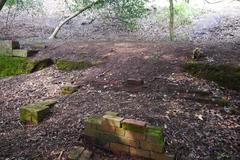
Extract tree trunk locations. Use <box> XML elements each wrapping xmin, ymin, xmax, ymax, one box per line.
<box><xmin>49</xmin><ymin>0</ymin><xmax>101</xmax><ymax>39</ymax></box>
<box><xmin>169</xmin><ymin>0</ymin><xmax>174</xmax><ymax>41</ymax></box>
<box><xmin>0</xmin><ymin>0</ymin><xmax>7</xmax><ymax>11</ymax></box>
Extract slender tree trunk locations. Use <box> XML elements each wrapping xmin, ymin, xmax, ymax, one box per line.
<box><xmin>49</xmin><ymin>0</ymin><xmax>101</xmax><ymax>39</ymax></box>
<box><xmin>169</xmin><ymin>0</ymin><xmax>174</xmax><ymax>41</ymax></box>
<box><xmin>0</xmin><ymin>0</ymin><xmax>7</xmax><ymax>11</ymax></box>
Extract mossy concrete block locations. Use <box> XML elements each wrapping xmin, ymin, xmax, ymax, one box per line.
<box><xmin>60</xmin><ymin>85</ymin><xmax>78</xmax><ymax>95</ymax></box>
<box><xmin>102</xmin><ymin>115</ymin><xmax>124</xmax><ymax>128</ymax></box>
<box><xmin>20</xmin><ymin>99</ymin><xmax>57</xmax><ymax>124</ymax></box>
<box><xmin>12</xmin><ymin>49</ymin><xmax>32</xmax><ymax>57</ymax></box>
<box><xmin>105</xmin><ymin>111</ymin><xmax>119</xmax><ymax>116</ymax></box>
<box><xmin>146</xmin><ymin>125</ymin><xmax>164</xmax><ymax>145</ymax></box>
<box><xmin>0</xmin><ymin>40</ymin><xmax>20</xmax><ymax>56</ymax></box>
<box><xmin>122</xmin><ymin>119</ymin><xmax>146</xmax><ymax>133</ymax></box>
<box><xmin>85</xmin><ymin>116</ymin><xmax>102</xmax><ymax>129</ymax></box>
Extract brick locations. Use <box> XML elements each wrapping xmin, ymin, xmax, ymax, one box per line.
<box><xmin>115</xmin><ymin>127</ymin><xmax>125</xmax><ymax>136</ymax></box>
<box><xmin>0</xmin><ymin>40</ymin><xmax>20</xmax><ymax>56</ymax></box>
<box><xmin>85</xmin><ymin>116</ymin><xmax>102</xmax><ymax>129</ymax></box>
<box><xmin>100</xmin><ymin>123</ymin><xmax>116</xmax><ymax>133</ymax></box>
<box><xmin>125</xmin><ymin>130</ymin><xmax>145</xmax><ymax>141</ymax></box>
<box><xmin>130</xmin><ymin>147</ymin><xmax>150</xmax><ymax>158</ymax></box>
<box><xmin>68</xmin><ymin>147</ymin><xmax>85</xmax><ymax>160</ymax></box>
<box><xmin>105</xmin><ymin>111</ymin><xmax>119</xmax><ymax>116</ymax></box>
<box><xmin>95</xmin><ymin>132</ymin><xmax>119</xmax><ymax>146</ymax></box>
<box><xmin>151</xmin><ymin>152</ymin><xmax>174</xmax><ymax>160</ymax></box>
<box><xmin>12</xmin><ymin>49</ymin><xmax>32</xmax><ymax>57</ymax></box>
<box><xmin>140</xmin><ymin>141</ymin><xmax>164</xmax><ymax>153</ymax></box>
<box><xmin>84</xmin><ymin>128</ymin><xmax>99</xmax><ymax>137</ymax></box>
<box><xmin>110</xmin><ymin>143</ymin><xmax>129</xmax><ymax>154</ymax></box>
<box><xmin>126</xmin><ymin>78</ymin><xmax>144</xmax><ymax>86</ymax></box>
<box><xmin>19</xmin><ymin>99</ymin><xmax>56</xmax><ymax>124</ymax></box>
<box><xmin>119</xmin><ymin>137</ymin><xmax>140</xmax><ymax>147</ymax></box>
<box><xmin>146</xmin><ymin>125</ymin><xmax>164</xmax><ymax>144</ymax></box>
<box><xmin>103</xmin><ymin>115</ymin><xmax>124</xmax><ymax>127</ymax></box>
<box><xmin>79</xmin><ymin>149</ymin><xmax>93</xmax><ymax>160</ymax></box>
<box><xmin>122</xmin><ymin>119</ymin><xmax>146</xmax><ymax>133</ymax></box>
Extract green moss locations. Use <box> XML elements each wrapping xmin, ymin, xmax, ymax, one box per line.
<box><xmin>56</xmin><ymin>59</ymin><xmax>93</xmax><ymax>71</ymax></box>
<box><xmin>20</xmin><ymin>99</ymin><xmax>57</xmax><ymax>124</ymax></box>
<box><xmin>146</xmin><ymin>125</ymin><xmax>164</xmax><ymax>145</ymax></box>
<box><xmin>183</xmin><ymin>62</ymin><xmax>240</xmax><ymax>91</ymax></box>
<box><xmin>0</xmin><ymin>56</ymin><xmax>53</xmax><ymax>77</ymax></box>
<box><xmin>61</xmin><ymin>86</ymin><xmax>77</xmax><ymax>95</ymax></box>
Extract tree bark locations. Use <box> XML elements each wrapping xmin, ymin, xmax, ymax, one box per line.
<box><xmin>49</xmin><ymin>0</ymin><xmax>101</xmax><ymax>39</ymax></box>
<box><xmin>0</xmin><ymin>0</ymin><xmax>7</xmax><ymax>11</ymax></box>
<box><xmin>169</xmin><ymin>0</ymin><xmax>174</xmax><ymax>41</ymax></box>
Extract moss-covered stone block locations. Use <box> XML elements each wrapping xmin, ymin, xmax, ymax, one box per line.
<box><xmin>0</xmin><ymin>40</ymin><xmax>20</xmax><ymax>56</ymax></box>
<box><xmin>105</xmin><ymin>111</ymin><xmax>119</xmax><ymax>116</ymax></box>
<box><xmin>20</xmin><ymin>99</ymin><xmax>57</xmax><ymax>124</ymax></box>
<box><xmin>56</xmin><ymin>59</ymin><xmax>93</xmax><ymax>71</ymax></box>
<box><xmin>12</xmin><ymin>49</ymin><xmax>32</xmax><ymax>57</ymax></box>
<box><xmin>122</xmin><ymin>119</ymin><xmax>146</xmax><ymax>133</ymax></box>
<box><xmin>60</xmin><ymin>85</ymin><xmax>78</xmax><ymax>95</ymax></box>
<box><xmin>102</xmin><ymin>115</ymin><xmax>124</xmax><ymax>128</ymax></box>
<box><xmin>85</xmin><ymin>116</ymin><xmax>102</xmax><ymax>129</ymax></box>
<box><xmin>146</xmin><ymin>125</ymin><xmax>164</xmax><ymax>145</ymax></box>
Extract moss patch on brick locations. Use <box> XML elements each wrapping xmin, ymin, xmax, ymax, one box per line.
<box><xmin>56</xmin><ymin>59</ymin><xmax>93</xmax><ymax>71</ymax></box>
<box><xmin>0</xmin><ymin>56</ymin><xmax>53</xmax><ymax>77</ymax></box>
<box><xmin>183</xmin><ymin>62</ymin><xmax>240</xmax><ymax>91</ymax></box>
<box><xmin>146</xmin><ymin>125</ymin><xmax>164</xmax><ymax>145</ymax></box>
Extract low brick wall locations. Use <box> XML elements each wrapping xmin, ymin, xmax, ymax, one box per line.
<box><xmin>84</xmin><ymin>112</ymin><xmax>173</xmax><ymax>160</ymax></box>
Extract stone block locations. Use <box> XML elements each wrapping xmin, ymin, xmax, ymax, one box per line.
<box><xmin>140</xmin><ymin>141</ymin><xmax>164</xmax><ymax>153</ymax></box>
<box><xmin>115</xmin><ymin>127</ymin><xmax>125</xmax><ymax>136</ymax></box>
<box><xmin>105</xmin><ymin>111</ymin><xmax>119</xmax><ymax>116</ymax></box>
<box><xmin>0</xmin><ymin>40</ymin><xmax>20</xmax><ymax>56</ymax></box>
<box><xmin>151</xmin><ymin>152</ymin><xmax>174</xmax><ymax>160</ymax></box>
<box><xmin>85</xmin><ymin>116</ymin><xmax>102</xmax><ymax>129</ymax></box>
<box><xmin>12</xmin><ymin>49</ymin><xmax>32</xmax><ymax>57</ymax></box>
<box><xmin>84</xmin><ymin>128</ymin><xmax>99</xmax><ymax>138</ymax></box>
<box><xmin>125</xmin><ymin>130</ymin><xmax>145</xmax><ymax>141</ymax></box>
<box><xmin>60</xmin><ymin>85</ymin><xmax>78</xmax><ymax>95</ymax></box>
<box><xmin>110</xmin><ymin>143</ymin><xmax>130</xmax><ymax>154</ymax></box>
<box><xmin>122</xmin><ymin>119</ymin><xmax>146</xmax><ymax>133</ymax></box>
<box><xmin>130</xmin><ymin>147</ymin><xmax>150</xmax><ymax>158</ymax></box>
<box><xmin>20</xmin><ymin>103</ymin><xmax>49</xmax><ymax>124</ymax></box>
<box><xmin>146</xmin><ymin>125</ymin><xmax>164</xmax><ymax>145</ymax></box>
<box><xmin>119</xmin><ymin>137</ymin><xmax>140</xmax><ymax>147</ymax></box>
<box><xmin>102</xmin><ymin>115</ymin><xmax>124</xmax><ymax>128</ymax></box>
<box><xmin>101</xmin><ymin>123</ymin><xmax>116</xmax><ymax>133</ymax></box>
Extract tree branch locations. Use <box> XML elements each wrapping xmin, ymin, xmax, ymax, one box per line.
<box><xmin>49</xmin><ymin>0</ymin><xmax>101</xmax><ymax>39</ymax></box>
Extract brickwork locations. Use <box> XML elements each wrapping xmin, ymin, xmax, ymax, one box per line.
<box><xmin>84</xmin><ymin>112</ymin><xmax>173</xmax><ymax>160</ymax></box>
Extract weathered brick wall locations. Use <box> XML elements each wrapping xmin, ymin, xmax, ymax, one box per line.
<box><xmin>84</xmin><ymin>112</ymin><xmax>173</xmax><ymax>160</ymax></box>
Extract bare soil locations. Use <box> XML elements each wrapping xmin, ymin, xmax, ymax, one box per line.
<box><xmin>0</xmin><ymin>41</ymin><xmax>239</xmax><ymax>160</ymax></box>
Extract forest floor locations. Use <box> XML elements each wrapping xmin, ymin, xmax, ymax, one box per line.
<box><xmin>0</xmin><ymin>1</ymin><xmax>240</xmax><ymax>160</ymax></box>
<box><xmin>0</xmin><ymin>41</ymin><xmax>239</xmax><ymax>160</ymax></box>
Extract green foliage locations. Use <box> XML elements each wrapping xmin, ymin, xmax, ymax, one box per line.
<box><xmin>0</xmin><ymin>56</ymin><xmax>52</xmax><ymax>77</ymax></box>
<box><xmin>158</xmin><ymin>1</ymin><xmax>198</xmax><ymax>27</ymax></box>
<box><xmin>56</xmin><ymin>59</ymin><xmax>93</xmax><ymax>71</ymax></box>
<box><xmin>65</xmin><ymin>0</ymin><xmax>147</xmax><ymax>29</ymax></box>
<box><xmin>183</xmin><ymin>62</ymin><xmax>240</xmax><ymax>91</ymax></box>
<box><xmin>5</xmin><ymin>0</ymin><xmax>43</xmax><ymax>12</ymax></box>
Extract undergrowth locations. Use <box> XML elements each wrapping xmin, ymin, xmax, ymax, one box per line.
<box><xmin>0</xmin><ymin>56</ymin><xmax>53</xmax><ymax>77</ymax></box>
<box><xmin>183</xmin><ymin>61</ymin><xmax>240</xmax><ymax>91</ymax></box>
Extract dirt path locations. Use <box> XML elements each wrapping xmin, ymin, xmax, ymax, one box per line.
<box><xmin>0</xmin><ymin>42</ymin><xmax>239</xmax><ymax>160</ymax></box>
